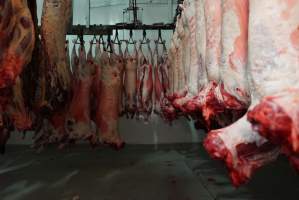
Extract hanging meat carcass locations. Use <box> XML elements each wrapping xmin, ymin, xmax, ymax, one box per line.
<box><xmin>65</xmin><ymin>40</ymin><xmax>71</xmax><ymax>76</ymax></box>
<box><xmin>137</xmin><ymin>41</ymin><xmax>153</xmax><ymax>122</ymax></box>
<box><xmin>153</xmin><ymin>42</ymin><xmax>164</xmax><ymax>115</ymax></box>
<box><xmin>91</xmin><ymin>39</ymin><xmax>102</xmax><ymax>125</ymax></box>
<box><xmin>71</xmin><ymin>40</ymin><xmax>79</xmax><ymax>76</ymax></box>
<box><xmin>172</xmin><ymin>0</ymin><xmax>196</xmax><ymax>113</ymax></box>
<box><xmin>161</xmin><ymin>18</ymin><xmax>183</xmax><ymax>120</ymax></box>
<box><xmin>246</xmin><ymin>0</ymin><xmax>299</xmax><ymax>170</ymax></box>
<box><xmin>166</xmin><ymin>0</ymin><xmax>207</xmax><ymax>128</ymax></box>
<box><xmin>209</xmin><ymin>0</ymin><xmax>250</xmax><ymax>126</ymax></box>
<box><xmin>159</xmin><ymin>41</ymin><xmax>177</xmax><ymax>122</ymax></box>
<box><xmin>161</xmin><ymin>29</ymin><xmax>179</xmax><ymax>122</ymax></box>
<box><xmin>0</xmin><ymin>0</ymin><xmax>35</xmax><ymax>89</ymax></box>
<box><xmin>114</xmin><ymin>42</ymin><xmax>125</xmax><ymax>116</ymax></box>
<box><xmin>65</xmin><ymin>41</ymin><xmax>96</xmax><ymax>145</ymax></box>
<box><xmin>170</xmin><ymin>14</ymin><xmax>188</xmax><ymax>109</ymax></box>
<box><xmin>32</xmin><ymin>0</ymin><xmax>73</xmax><ymax>149</ymax></box>
<box><xmin>160</xmin><ymin>42</ymin><xmax>170</xmax><ymax>95</ymax></box>
<box><xmin>0</xmin><ymin>0</ymin><xmax>34</xmax><ymax>126</ymax></box>
<box><xmin>96</xmin><ymin>48</ymin><xmax>124</xmax><ymax>149</ymax></box>
<box><xmin>188</xmin><ymin>0</ymin><xmax>247</xmax><ymax>127</ymax></box>
<box><xmin>40</xmin><ymin>0</ymin><xmax>72</xmax><ymax>110</ymax></box>
<box><xmin>33</xmin><ymin>39</ymin><xmax>74</xmax><ymax>149</ymax></box>
<box><xmin>0</xmin><ymin>0</ymin><xmax>35</xmax><ymax>152</ymax></box>
<box><xmin>204</xmin><ymin>0</ymin><xmax>284</xmax><ymax>187</ymax></box>
<box><xmin>124</xmin><ymin>42</ymin><xmax>138</xmax><ymax>118</ymax></box>
<box><xmin>154</xmin><ymin>41</ymin><xmax>170</xmax><ymax>119</ymax></box>
<box><xmin>22</xmin><ymin>0</ymin><xmax>41</xmax><ymax>113</ymax></box>
<box><xmin>200</xmin><ymin>0</ymin><xmax>223</xmax><ymax>126</ymax></box>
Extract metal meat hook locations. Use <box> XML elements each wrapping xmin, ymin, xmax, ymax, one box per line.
<box><xmin>140</xmin><ymin>29</ymin><xmax>148</xmax><ymax>45</ymax></box>
<box><xmin>90</xmin><ymin>34</ymin><xmax>98</xmax><ymax>45</ymax></box>
<box><xmin>99</xmin><ymin>34</ymin><xmax>106</xmax><ymax>51</ymax></box>
<box><xmin>157</xmin><ymin>29</ymin><xmax>164</xmax><ymax>45</ymax></box>
<box><xmin>106</xmin><ymin>35</ymin><xmax>113</xmax><ymax>53</ymax></box>
<box><xmin>112</xmin><ymin>29</ymin><xmax>122</xmax><ymax>45</ymax></box>
<box><xmin>128</xmin><ymin>29</ymin><xmax>135</xmax><ymax>44</ymax></box>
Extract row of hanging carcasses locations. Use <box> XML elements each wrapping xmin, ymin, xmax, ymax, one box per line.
<box><xmin>32</xmin><ymin>36</ymin><xmax>171</xmax><ymax>150</ymax></box>
<box><xmin>164</xmin><ymin>0</ymin><xmax>299</xmax><ymax>188</ymax></box>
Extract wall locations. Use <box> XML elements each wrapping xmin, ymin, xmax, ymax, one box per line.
<box><xmin>8</xmin><ymin>0</ymin><xmax>203</xmax><ymax>145</ymax></box>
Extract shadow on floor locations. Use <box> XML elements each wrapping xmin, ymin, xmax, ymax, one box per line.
<box><xmin>0</xmin><ymin>144</ymin><xmax>298</xmax><ymax>200</ymax></box>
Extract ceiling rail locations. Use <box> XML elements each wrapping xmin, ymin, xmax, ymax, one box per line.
<box><xmin>38</xmin><ymin>23</ymin><xmax>174</xmax><ymax>36</ymax></box>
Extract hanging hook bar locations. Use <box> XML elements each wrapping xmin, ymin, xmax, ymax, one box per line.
<box><xmin>120</xmin><ymin>39</ymin><xmax>128</xmax><ymax>43</ymax></box>
<box><xmin>38</xmin><ymin>24</ymin><xmax>174</xmax><ymax>37</ymax></box>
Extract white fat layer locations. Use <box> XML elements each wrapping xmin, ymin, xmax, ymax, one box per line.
<box><xmin>205</xmin><ymin>0</ymin><xmax>222</xmax><ymax>83</ymax></box>
<box><xmin>248</xmin><ymin>0</ymin><xmax>299</xmax><ymax>100</ymax></box>
<box><xmin>220</xmin><ymin>0</ymin><xmax>249</xmax><ymax>104</ymax></box>
<box><xmin>195</xmin><ymin>0</ymin><xmax>208</xmax><ymax>92</ymax></box>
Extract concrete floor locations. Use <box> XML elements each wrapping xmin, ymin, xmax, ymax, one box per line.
<box><xmin>0</xmin><ymin>144</ymin><xmax>299</xmax><ymax>200</ymax></box>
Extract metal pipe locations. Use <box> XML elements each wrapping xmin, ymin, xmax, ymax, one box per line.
<box><xmin>89</xmin><ymin>0</ymin><xmax>91</xmax><ymax>26</ymax></box>
<box><xmin>86</xmin><ymin>0</ymin><xmax>90</xmax><ymax>28</ymax></box>
<box><xmin>133</xmin><ymin>0</ymin><xmax>138</xmax><ymax>24</ymax></box>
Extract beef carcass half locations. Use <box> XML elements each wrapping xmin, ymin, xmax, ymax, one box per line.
<box><xmin>160</xmin><ymin>43</ymin><xmax>170</xmax><ymax>95</ymax></box>
<box><xmin>71</xmin><ymin>41</ymin><xmax>79</xmax><ymax>76</ymax></box>
<box><xmin>163</xmin><ymin>7</ymin><xmax>198</xmax><ymax>121</ymax></box>
<box><xmin>96</xmin><ymin>50</ymin><xmax>124</xmax><ymax>149</ymax></box>
<box><xmin>167</xmin><ymin>18</ymin><xmax>184</xmax><ymax>106</ymax></box>
<box><xmin>172</xmin><ymin>0</ymin><xmax>199</xmax><ymax>113</ymax></box>
<box><xmin>167</xmin><ymin>0</ymin><xmax>208</xmax><ymax>128</ymax></box>
<box><xmin>0</xmin><ymin>0</ymin><xmax>35</xmax><ymax>89</ymax></box>
<box><xmin>154</xmin><ymin>41</ymin><xmax>170</xmax><ymax>119</ymax></box>
<box><xmin>41</xmin><ymin>0</ymin><xmax>72</xmax><ymax>109</ymax></box>
<box><xmin>215</xmin><ymin>0</ymin><xmax>250</xmax><ymax>112</ymax></box>
<box><xmin>22</xmin><ymin>0</ymin><xmax>41</xmax><ymax>112</ymax></box>
<box><xmin>91</xmin><ymin>40</ymin><xmax>102</xmax><ymax>124</ymax></box>
<box><xmin>0</xmin><ymin>0</ymin><xmax>34</xmax><ymax>151</ymax></box>
<box><xmin>65</xmin><ymin>42</ymin><xmax>96</xmax><ymax>144</ymax></box>
<box><xmin>161</xmin><ymin>35</ymin><xmax>177</xmax><ymax>121</ymax></box>
<box><xmin>153</xmin><ymin>42</ymin><xmax>163</xmax><ymax>115</ymax></box>
<box><xmin>137</xmin><ymin>41</ymin><xmax>153</xmax><ymax>122</ymax></box>
<box><xmin>192</xmin><ymin>0</ymin><xmax>250</xmax><ymax>129</ymax></box>
<box><xmin>170</xmin><ymin>13</ymin><xmax>188</xmax><ymax>110</ymax></box>
<box><xmin>180</xmin><ymin>0</ymin><xmax>222</xmax><ymax>128</ymax></box>
<box><xmin>204</xmin><ymin>0</ymin><xmax>282</xmax><ymax>186</ymax></box>
<box><xmin>33</xmin><ymin>39</ymin><xmax>74</xmax><ymax>149</ymax></box>
<box><xmin>124</xmin><ymin>42</ymin><xmax>138</xmax><ymax>118</ymax></box>
<box><xmin>114</xmin><ymin>43</ymin><xmax>125</xmax><ymax>116</ymax></box>
<box><xmin>200</xmin><ymin>0</ymin><xmax>223</xmax><ymax>125</ymax></box>
<box><xmin>246</xmin><ymin>0</ymin><xmax>299</xmax><ymax>169</ymax></box>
